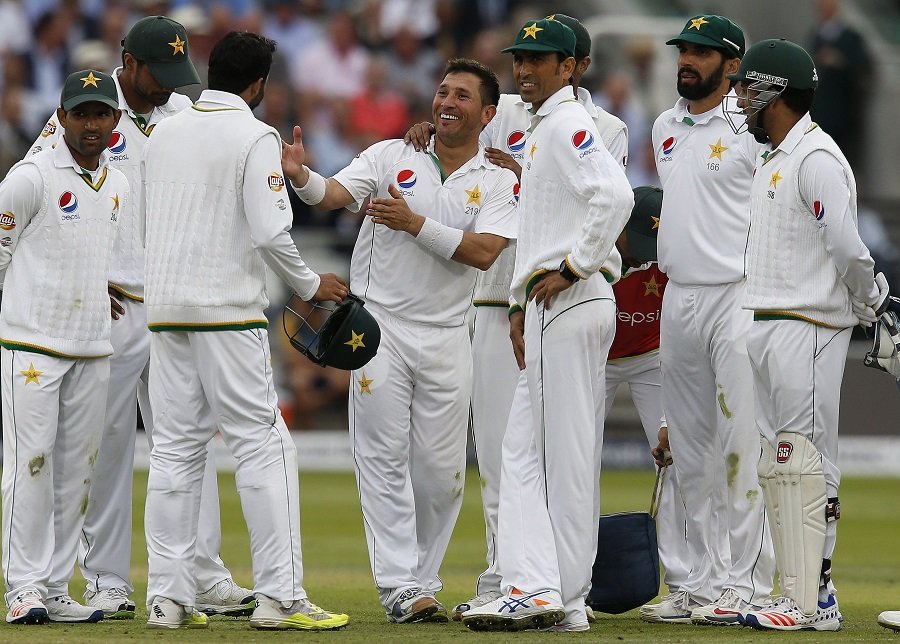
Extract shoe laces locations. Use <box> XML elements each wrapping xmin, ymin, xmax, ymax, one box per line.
<box><xmin>104</xmin><ymin>587</ymin><xmax>129</xmax><ymax>600</ymax></box>
<box><xmin>717</xmin><ymin>588</ymin><xmax>745</xmax><ymax>609</ymax></box>
<box><xmin>17</xmin><ymin>589</ymin><xmax>42</xmax><ymax>603</ymax></box>
<box><xmin>51</xmin><ymin>595</ymin><xmax>76</xmax><ymax>605</ymax></box>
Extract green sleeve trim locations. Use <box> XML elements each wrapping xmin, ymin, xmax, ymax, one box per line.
<box><xmin>473</xmin><ymin>300</ymin><xmax>510</xmax><ymax>308</ymax></box>
<box><xmin>508</xmin><ymin>304</ymin><xmax>523</xmax><ymax>318</ymax></box>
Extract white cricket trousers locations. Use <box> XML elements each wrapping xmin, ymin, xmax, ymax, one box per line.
<box><xmin>349</xmin><ymin>305</ymin><xmax>471</xmax><ymax>610</ymax></box>
<box><xmin>605</xmin><ymin>350</ymin><xmax>690</xmax><ymax>592</ymax></box>
<box><xmin>660</xmin><ymin>281</ymin><xmax>775</xmax><ymax>605</ymax></box>
<box><xmin>145</xmin><ymin>329</ymin><xmax>306</xmax><ymax>608</ymax></box>
<box><xmin>497</xmin><ymin>275</ymin><xmax>615</xmax><ymax>628</ymax></box>
<box><xmin>746</xmin><ymin>320</ymin><xmax>850</xmax><ymax>560</ymax></box>
<box><xmin>1</xmin><ymin>348</ymin><xmax>109</xmax><ymax>604</ymax></box>
<box><xmin>470</xmin><ymin>305</ymin><xmax>520</xmax><ymax>596</ymax></box>
<box><xmin>79</xmin><ymin>298</ymin><xmax>230</xmax><ymax>596</ymax></box>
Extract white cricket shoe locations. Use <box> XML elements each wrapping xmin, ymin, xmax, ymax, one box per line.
<box><xmin>250</xmin><ymin>596</ymin><xmax>349</xmax><ymax>630</ymax></box>
<box><xmin>743</xmin><ymin>594</ymin><xmax>843</xmax><ymax>631</ymax></box>
<box><xmin>46</xmin><ymin>594</ymin><xmax>104</xmax><ymax>623</ymax></box>
<box><xmin>639</xmin><ymin>590</ymin><xmax>702</xmax><ymax>624</ymax></box>
<box><xmin>85</xmin><ymin>587</ymin><xmax>136</xmax><ymax>619</ymax></box>
<box><xmin>585</xmin><ymin>604</ymin><xmax>596</xmax><ymax>623</ymax></box>
<box><xmin>462</xmin><ymin>587</ymin><xmax>565</xmax><ymax>632</ymax></box>
<box><xmin>691</xmin><ymin>587</ymin><xmax>755</xmax><ymax>626</ymax></box>
<box><xmin>195</xmin><ymin>578</ymin><xmax>256</xmax><ymax>617</ymax></box>
<box><xmin>5</xmin><ymin>588</ymin><xmax>49</xmax><ymax>625</ymax></box>
<box><xmin>878</xmin><ymin>610</ymin><xmax>900</xmax><ymax>631</ymax></box>
<box><xmin>451</xmin><ymin>590</ymin><xmax>502</xmax><ymax>621</ymax></box>
<box><xmin>147</xmin><ymin>597</ymin><xmax>209</xmax><ymax>629</ymax></box>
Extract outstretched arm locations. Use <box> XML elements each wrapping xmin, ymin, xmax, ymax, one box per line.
<box><xmin>282</xmin><ymin>125</ymin><xmax>355</xmax><ymax>211</ymax></box>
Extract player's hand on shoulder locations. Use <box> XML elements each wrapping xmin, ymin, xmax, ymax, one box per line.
<box><xmin>313</xmin><ymin>273</ymin><xmax>349</xmax><ymax>304</ymax></box>
<box><xmin>484</xmin><ymin>147</ymin><xmax>522</xmax><ymax>181</ymax></box>
<box><xmin>403</xmin><ymin>122</ymin><xmax>435</xmax><ymax>151</ymax></box>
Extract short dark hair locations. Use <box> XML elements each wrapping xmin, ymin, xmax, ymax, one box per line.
<box><xmin>442</xmin><ymin>58</ymin><xmax>500</xmax><ymax>107</ymax></box>
<box><xmin>208</xmin><ymin>31</ymin><xmax>276</xmax><ymax>95</ymax></box>
<box><xmin>780</xmin><ymin>87</ymin><xmax>815</xmax><ymax>116</ymax></box>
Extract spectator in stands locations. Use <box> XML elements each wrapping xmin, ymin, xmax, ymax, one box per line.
<box><xmin>809</xmin><ymin>0</ymin><xmax>873</xmax><ymax>169</ymax></box>
<box><xmin>347</xmin><ymin>55</ymin><xmax>409</xmax><ymax>148</ymax></box>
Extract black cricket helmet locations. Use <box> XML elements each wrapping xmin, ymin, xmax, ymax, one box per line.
<box><xmin>282</xmin><ymin>293</ymin><xmax>380</xmax><ymax>370</ymax></box>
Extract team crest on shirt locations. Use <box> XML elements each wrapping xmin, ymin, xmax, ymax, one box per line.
<box><xmin>41</xmin><ymin>120</ymin><xmax>57</xmax><ymax>138</ymax></box>
<box><xmin>0</xmin><ymin>212</ymin><xmax>14</xmax><ymax>231</ymax></box>
<box><xmin>397</xmin><ymin>169</ymin><xmax>417</xmax><ymax>196</ymax></box>
<box><xmin>268</xmin><ymin>173</ymin><xmax>285</xmax><ymax>192</ymax></box>
<box><xmin>507</xmin><ymin>130</ymin><xmax>527</xmax><ymax>153</ymax></box>
<box><xmin>58</xmin><ymin>191</ymin><xmax>79</xmax><ymax>220</ymax></box>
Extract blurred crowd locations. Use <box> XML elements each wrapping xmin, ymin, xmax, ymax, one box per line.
<box><xmin>0</xmin><ymin>0</ymin><xmax>894</xmax><ymax>430</ymax></box>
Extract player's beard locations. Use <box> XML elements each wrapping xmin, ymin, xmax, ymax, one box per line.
<box><xmin>676</xmin><ymin>59</ymin><xmax>727</xmax><ymax>101</ymax></box>
<box><xmin>247</xmin><ymin>85</ymin><xmax>265</xmax><ymax>110</ymax></box>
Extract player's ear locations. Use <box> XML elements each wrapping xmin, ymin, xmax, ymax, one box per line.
<box><xmin>56</xmin><ymin>106</ymin><xmax>67</xmax><ymax>126</ymax></box>
<box><xmin>112</xmin><ymin>108</ymin><xmax>123</xmax><ymax>126</ymax></box>
<box><xmin>725</xmin><ymin>55</ymin><xmax>741</xmax><ymax>76</ymax></box>
<box><xmin>561</xmin><ymin>56</ymin><xmax>577</xmax><ymax>82</ymax></box>
<box><xmin>481</xmin><ymin>103</ymin><xmax>497</xmax><ymax>127</ymax></box>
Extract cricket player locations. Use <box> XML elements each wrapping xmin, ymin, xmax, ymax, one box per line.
<box><xmin>142</xmin><ymin>31</ymin><xmax>349</xmax><ymax>631</ymax></box>
<box><xmin>1</xmin><ymin>70</ymin><xmax>127</xmax><ymax>625</ymax></box>
<box><xmin>725</xmin><ymin>38</ymin><xmax>886</xmax><ymax>631</ymax></box>
<box><xmin>28</xmin><ymin>15</ymin><xmax>253</xmax><ymax>619</ymax></box>
<box><xmin>284</xmin><ymin>58</ymin><xmax>517</xmax><ymax>623</ymax></box>
<box><xmin>405</xmin><ymin>14</ymin><xmax>628</xmax><ymax>622</ymax></box>
<box><xmin>640</xmin><ymin>15</ymin><xmax>776</xmax><ymax>625</ymax></box>
<box><xmin>606</xmin><ymin>186</ymin><xmax>691</xmax><ymax>597</ymax></box>
<box><xmin>463</xmin><ymin>19</ymin><xmax>633</xmax><ymax>632</ymax></box>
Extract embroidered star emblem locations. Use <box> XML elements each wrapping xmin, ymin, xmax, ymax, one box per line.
<box><xmin>111</xmin><ymin>193</ymin><xmax>120</xmax><ymax>211</ymax></box>
<box><xmin>21</xmin><ymin>362</ymin><xmax>43</xmax><ymax>385</ymax></box>
<box><xmin>357</xmin><ymin>373</ymin><xmax>373</xmax><ymax>394</ymax></box>
<box><xmin>644</xmin><ymin>274</ymin><xmax>661</xmax><ymax>297</ymax></box>
<box><xmin>465</xmin><ymin>184</ymin><xmax>482</xmax><ymax>206</ymax></box>
<box><xmin>769</xmin><ymin>170</ymin><xmax>783</xmax><ymax>188</ymax></box>
<box><xmin>168</xmin><ymin>34</ymin><xmax>186</xmax><ymax>55</ymax></box>
<box><xmin>529</xmin><ymin>142</ymin><xmax>538</xmax><ymax>159</ymax></box>
<box><xmin>708</xmin><ymin>138</ymin><xmax>728</xmax><ymax>160</ymax></box>
<box><xmin>651</xmin><ymin>216</ymin><xmax>660</xmax><ymax>230</ymax></box>
<box><xmin>80</xmin><ymin>71</ymin><xmax>100</xmax><ymax>88</ymax></box>
<box><xmin>523</xmin><ymin>23</ymin><xmax>543</xmax><ymax>39</ymax></box>
<box><xmin>344</xmin><ymin>331</ymin><xmax>365</xmax><ymax>352</ymax></box>
<box><xmin>689</xmin><ymin>16</ymin><xmax>709</xmax><ymax>30</ymax></box>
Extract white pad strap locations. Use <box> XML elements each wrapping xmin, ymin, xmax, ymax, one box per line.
<box><xmin>758</xmin><ymin>433</ymin><xmax>826</xmax><ymax>616</ymax></box>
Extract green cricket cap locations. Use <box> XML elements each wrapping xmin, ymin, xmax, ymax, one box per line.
<box><xmin>60</xmin><ymin>69</ymin><xmax>120</xmax><ymax>111</ymax></box>
<box><xmin>546</xmin><ymin>14</ymin><xmax>590</xmax><ymax>60</ymax></box>
<box><xmin>625</xmin><ymin>186</ymin><xmax>663</xmax><ymax>263</ymax></box>
<box><xmin>666</xmin><ymin>15</ymin><xmax>745</xmax><ymax>59</ymax></box>
<box><xmin>121</xmin><ymin>15</ymin><xmax>201</xmax><ymax>88</ymax></box>
<box><xmin>502</xmin><ymin>18</ymin><xmax>576</xmax><ymax>58</ymax></box>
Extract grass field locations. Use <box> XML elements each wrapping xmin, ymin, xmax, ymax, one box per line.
<box><xmin>5</xmin><ymin>468</ymin><xmax>900</xmax><ymax>642</ymax></box>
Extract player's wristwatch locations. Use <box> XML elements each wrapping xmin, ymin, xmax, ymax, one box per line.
<box><xmin>558</xmin><ymin>259</ymin><xmax>580</xmax><ymax>283</ymax></box>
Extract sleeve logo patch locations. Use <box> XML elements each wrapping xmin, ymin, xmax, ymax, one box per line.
<box><xmin>0</xmin><ymin>212</ymin><xmax>15</xmax><ymax>231</ymax></box>
<box><xmin>572</xmin><ymin>130</ymin><xmax>595</xmax><ymax>150</ymax></box>
<box><xmin>813</xmin><ymin>200</ymin><xmax>825</xmax><ymax>220</ymax></box>
<box><xmin>41</xmin><ymin>121</ymin><xmax>57</xmax><ymax>138</ymax></box>
<box><xmin>507</xmin><ymin>131</ymin><xmax>527</xmax><ymax>152</ymax></box>
<box><xmin>268</xmin><ymin>173</ymin><xmax>285</xmax><ymax>191</ymax></box>
<box><xmin>661</xmin><ymin>136</ymin><xmax>676</xmax><ymax>155</ymax></box>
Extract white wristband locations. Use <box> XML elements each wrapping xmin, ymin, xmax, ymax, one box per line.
<box><xmin>415</xmin><ymin>216</ymin><xmax>464</xmax><ymax>260</ymax></box>
<box><xmin>292</xmin><ymin>166</ymin><xmax>327</xmax><ymax>205</ymax></box>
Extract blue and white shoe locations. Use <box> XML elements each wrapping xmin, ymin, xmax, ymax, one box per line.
<box><xmin>462</xmin><ymin>587</ymin><xmax>565</xmax><ymax>631</ymax></box>
<box><xmin>743</xmin><ymin>594</ymin><xmax>843</xmax><ymax>631</ymax></box>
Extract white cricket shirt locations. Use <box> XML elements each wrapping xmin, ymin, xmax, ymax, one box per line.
<box><xmin>652</xmin><ymin>92</ymin><xmax>766</xmax><ymax>286</ymax></box>
<box><xmin>333</xmin><ymin>137</ymin><xmax>518</xmax><ymax>327</ymax></box>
